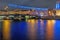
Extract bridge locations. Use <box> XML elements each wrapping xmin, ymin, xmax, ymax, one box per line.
<box><xmin>0</xmin><ymin>14</ymin><xmax>41</xmax><ymax>20</ymax></box>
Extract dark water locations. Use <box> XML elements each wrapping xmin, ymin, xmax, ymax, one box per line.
<box><xmin>1</xmin><ymin>19</ymin><xmax>60</xmax><ymax>40</ymax></box>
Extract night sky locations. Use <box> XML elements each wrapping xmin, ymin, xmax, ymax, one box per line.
<box><xmin>0</xmin><ymin>0</ymin><xmax>56</xmax><ymax>10</ymax></box>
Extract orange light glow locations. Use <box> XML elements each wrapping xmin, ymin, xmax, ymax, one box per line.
<box><xmin>46</xmin><ymin>20</ymin><xmax>55</xmax><ymax>40</ymax></box>
<box><xmin>56</xmin><ymin>10</ymin><xmax>60</xmax><ymax>16</ymax></box>
<box><xmin>27</xmin><ymin>19</ymin><xmax>37</xmax><ymax>40</ymax></box>
<box><xmin>3</xmin><ymin>20</ymin><xmax>11</xmax><ymax>40</ymax></box>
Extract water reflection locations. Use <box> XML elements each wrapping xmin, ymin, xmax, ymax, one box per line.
<box><xmin>2</xmin><ymin>20</ymin><xmax>11</xmax><ymax>40</ymax></box>
<box><xmin>0</xmin><ymin>21</ymin><xmax>3</xmax><ymax>40</ymax></box>
<box><xmin>11</xmin><ymin>21</ymin><xmax>28</xmax><ymax>40</ymax></box>
<box><xmin>27</xmin><ymin>19</ymin><xmax>38</xmax><ymax>40</ymax></box>
<box><xmin>1</xmin><ymin>19</ymin><xmax>60</xmax><ymax>40</ymax></box>
<box><xmin>46</xmin><ymin>20</ymin><xmax>55</xmax><ymax>40</ymax></box>
<box><xmin>54</xmin><ymin>20</ymin><xmax>60</xmax><ymax>40</ymax></box>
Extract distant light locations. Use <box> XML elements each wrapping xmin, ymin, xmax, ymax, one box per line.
<box><xmin>56</xmin><ymin>4</ymin><xmax>58</xmax><ymax>9</ymax></box>
<box><xmin>56</xmin><ymin>3</ymin><xmax>60</xmax><ymax>9</ymax></box>
<box><xmin>48</xmin><ymin>11</ymin><xmax>51</xmax><ymax>13</ymax></box>
<box><xmin>41</xmin><ymin>15</ymin><xmax>43</xmax><ymax>16</ymax></box>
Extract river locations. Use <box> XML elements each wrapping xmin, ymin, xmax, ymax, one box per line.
<box><xmin>0</xmin><ymin>19</ymin><xmax>60</xmax><ymax>40</ymax></box>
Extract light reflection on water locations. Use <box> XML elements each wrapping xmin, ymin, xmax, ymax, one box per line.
<box><xmin>46</xmin><ymin>20</ymin><xmax>55</xmax><ymax>40</ymax></box>
<box><xmin>1</xmin><ymin>19</ymin><xmax>60</xmax><ymax>40</ymax></box>
<box><xmin>2</xmin><ymin>20</ymin><xmax>11</xmax><ymax>40</ymax></box>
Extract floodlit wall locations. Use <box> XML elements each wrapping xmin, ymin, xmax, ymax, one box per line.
<box><xmin>0</xmin><ymin>11</ymin><xmax>31</xmax><ymax>15</ymax></box>
<box><xmin>0</xmin><ymin>10</ymin><xmax>48</xmax><ymax>16</ymax></box>
<box><xmin>56</xmin><ymin>10</ymin><xmax>60</xmax><ymax>16</ymax></box>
